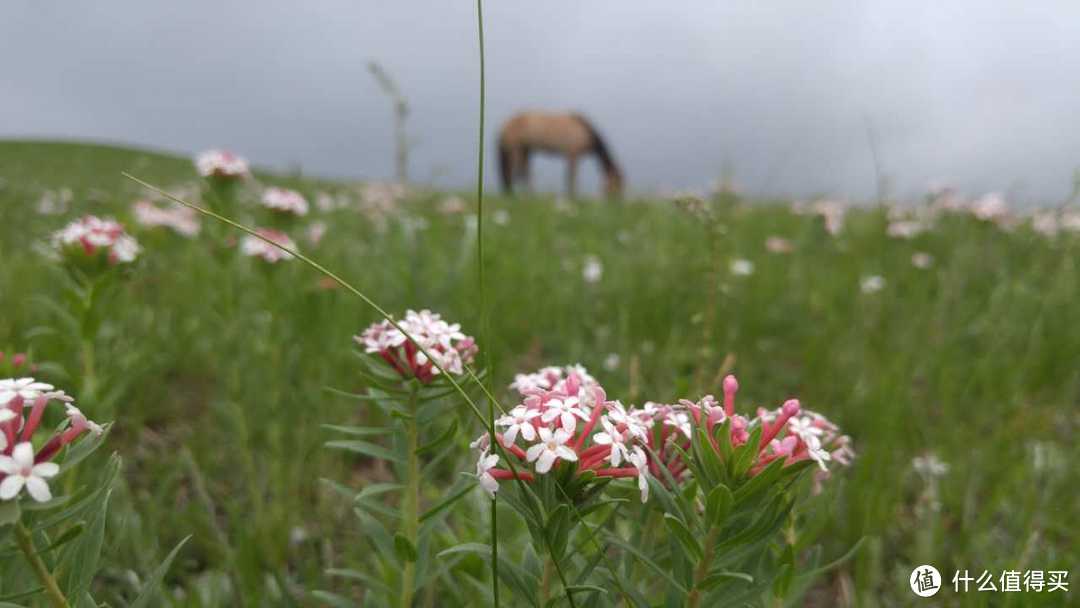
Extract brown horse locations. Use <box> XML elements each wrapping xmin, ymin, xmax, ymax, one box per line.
<box><xmin>498</xmin><ymin>111</ymin><xmax>623</xmax><ymax>198</ymax></box>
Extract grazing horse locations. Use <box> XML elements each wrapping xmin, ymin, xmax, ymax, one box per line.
<box><xmin>498</xmin><ymin>111</ymin><xmax>623</xmax><ymax>198</ymax></box>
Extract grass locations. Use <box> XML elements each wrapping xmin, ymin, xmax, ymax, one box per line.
<box><xmin>1</xmin><ymin>139</ymin><xmax>1077</xmax><ymax>606</ymax></box>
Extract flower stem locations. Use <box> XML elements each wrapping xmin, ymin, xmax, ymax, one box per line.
<box><xmin>14</xmin><ymin>521</ymin><xmax>71</xmax><ymax>608</ymax></box>
<box><xmin>400</xmin><ymin>384</ymin><xmax>421</xmax><ymax>608</ymax></box>
<box><xmin>687</xmin><ymin>527</ymin><xmax>721</xmax><ymax>608</ymax></box>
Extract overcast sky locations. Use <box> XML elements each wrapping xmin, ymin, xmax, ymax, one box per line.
<box><xmin>4</xmin><ymin>2</ymin><xmax>1080</xmax><ymax>204</ymax></box>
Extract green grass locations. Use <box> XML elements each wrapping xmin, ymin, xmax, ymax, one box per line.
<box><xmin>1</xmin><ymin>140</ymin><xmax>1077</xmax><ymax>606</ymax></box>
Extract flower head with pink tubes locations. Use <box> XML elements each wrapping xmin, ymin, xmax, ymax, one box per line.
<box><xmin>0</xmin><ymin>379</ymin><xmax>105</xmax><ymax>502</ymax></box>
<box><xmin>356</xmin><ymin>310</ymin><xmax>478</xmax><ymax>383</ymax></box>
<box><xmin>195</xmin><ymin>149</ymin><xmax>250</xmax><ymax>179</ymax></box>
<box><xmin>240</xmin><ymin>228</ymin><xmax>297</xmax><ymax>263</ymax></box>
<box><xmin>133</xmin><ymin>200</ymin><xmax>201</xmax><ymax>237</ymax></box>
<box><xmin>260</xmin><ymin>187</ymin><xmax>309</xmax><ymax>217</ymax></box>
<box><xmin>52</xmin><ymin>216</ymin><xmax>141</xmax><ymax>266</ymax></box>
<box><xmin>472</xmin><ymin>372</ymin><xmax>853</xmax><ymax>502</ymax></box>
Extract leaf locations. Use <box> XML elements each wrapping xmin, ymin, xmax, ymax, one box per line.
<box><xmin>321</xmin><ymin>423</ymin><xmax>387</xmax><ymax>437</ymax></box>
<box><xmin>437</xmin><ymin>542</ymin><xmax>491</xmax><ymax>559</ymax></box>
<box><xmin>59</xmin><ymin>423</ymin><xmax>112</xmax><ymax>474</ymax></box>
<box><xmin>419</xmin><ymin>481</ymin><xmax>472</xmax><ymax>523</ymax></box>
<box><xmin>58</xmin><ymin>488</ymin><xmax>111</xmax><ymax>597</ymax></box>
<box><xmin>394</xmin><ymin>533</ymin><xmax>418</xmax><ymax>563</ymax></box>
<box><xmin>130</xmin><ymin>536</ymin><xmax>191</xmax><ymax>608</ymax></box>
<box><xmin>698</xmin><ymin>570</ymin><xmax>754</xmax><ymax>591</ymax></box>
<box><xmin>663</xmin><ymin>513</ymin><xmax>703</xmax><ymax>561</ymax></box>
<box><xmin>705</xmin><ymin>484</ymin><xmax>734</xmax><ymax>528</ymax></box>
<box><xmin>308</xmin><ymin>590</ymin><xmax>360</xmax><ymax>608</ymax></box>
<box><xmin>325</xmin><ymin>439</ymin><xmax>403</xmax><ymax>463</ymax></box>
<box><xmin>604</xmin><ymin>533</ymin><xmax>689</xmax><ymax>594</ymax></box>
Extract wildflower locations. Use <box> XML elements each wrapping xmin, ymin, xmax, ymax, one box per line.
<box><xmin>240</xmin><ymin>229</ymin><xmax>297</xmax><ymax>263</ymax></box>
<box><xmin>509</xmin><ymin>365</ymin><xmax>597</xmax><ymax>396</ymax></box>
<box><xmin>0</xmin><ymin>378</ymin><xmax>54</xmax><ymax>405</ymax></box>
<box><xmin>0</xmin><ymin>443</ymin><xmax>59</xmax><ymax>502</ymax></box>
<box><xmin>493</xmin><ymin>209</ymin><xmax>510</xmax><ymax>226</ymax></box>
<box><xmin>355</xmin><ymin>310</ymin><xmax>477</xmax><ymax>382</ymax></box>
<box><xmin>912</xmin><ymin>453</ymin><xmax>949</xmax><ymax>479</ymax></box>
<box><xmin>0</xmin><ymin>382</ymin><xmax>103</xmax><ymax>502</ymax></box>
<box><xmin>306</xmin><ymin>221</ymin><xmax>328</xmax><ymax>245</ymax></box>
<box><xmin>438</xmin><ymin>195</ymin><xmax>467</xmax><ymax>214</ymax></box>
<box><xmin>475</xmin><ymin>449</ymin><xmax>501</xmax><ymax>498</ymax></box>
<box><xmin>887</xmin><ymin>220</ymin><xmax>927</xmax><ymax>239</ymax></box>
<box><xmin>765</xmin><ymin>236</ymin><xmax>793</xmax><ymax>253</ymax></box>
<box><xmin>540</xmin><ymin>396</ymin><xmax>588</xmax><ymax>433</ymax></box>
<box><xmin>603</xmin><ymin>353</ymin><xmax>621</xmax><ymax>371</ymax></box>
<box><xmin>133</xmin><ymin>200</ymin><xmax>201</xmax><ymax>237</ymax></box>
<box><xmin>730</xmin><ymin>259</ymin><xmax>754</xmax><ymax>276</ymax></box>
<box><xmin>970</xmin><ymin>192</ymin><xmax>1008</xmax><ymax>222</ymax></box>
<box><xmin>195</xmin><ymin>149</ymin><xmax>250</xmax><ymax>179</ymax></box>
<box><xmin>860</xmin><ymin>275</ymin><xmax>886</xmax><ymax>294</ymax></box>
<box><xmin>261</xmin><ymin>187</ymin><xmax>309</xmax><ymax>216</ymax></box>
<box><xmin>52</xmin><ymin>216</ymin><xmax>141</xmax><ymax>265</ymax></box>
<box><xmin>911</xmin><ymin>252</ymin><xmax>934</xmax><ymax>269</ymax></box>
<box><xmin>496</xmin><ymin>406</ymin><xmax>540</xmax><ymax>446</ymax></box>
<box><xmin>526</xmin><ymin>427</ymin><xmax>577</xmax><ymax>474</ymax></box>
<box><xmin>583</xmin><ymin>255</ymin><xmax>603</xmax><ymax>283</ymax></box>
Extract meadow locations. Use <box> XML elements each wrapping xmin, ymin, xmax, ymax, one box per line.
<box><xmin>0</xmin><ymin>139</ymin><xmax>1077</xmax><ymax>606</ymax></box>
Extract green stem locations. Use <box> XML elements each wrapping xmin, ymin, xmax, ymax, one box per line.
<box><xmin>687</xmin><ymin>527</ymin><xmax>721</xmax><ymax>608</ymax></box>
<box><xmin>401</xmin><ymin>384</ymin><xmax>421</xmax><ymax>608</ymax></box>
<box><xmin>14</xmin><ymin>521</ymin><xmax>71</xmax><ymax>608</ymax></box>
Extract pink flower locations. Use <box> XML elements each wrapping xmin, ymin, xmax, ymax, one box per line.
<box><xmin>195</xmin><ymin>149</ymin><xmax>250</xmax><ymax>179</ymax></box>
<box><xmin>355</xmin><ymin>310</ymin><xmax>477</xmax><ymax>383</ymax></box>
<box><xmin>52</xmin><ymin>216</ymin><xmax>140</xmax><ymax>264</ymax></box>
<box><xmin>240</xmin><ymin>229</ymin><xmax>297</xmax><ymax>263</ymax></box>
<box><xmin>133</xmin><ymin>200</ymin><xmax>201</xmax><ymax>237</ymax></box>
<box><xmin>261</xmin><ymin>187</ymin><xmax>309</xmax><ymax>216</ymax></box>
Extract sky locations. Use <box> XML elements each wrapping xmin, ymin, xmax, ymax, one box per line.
<box><xmin>4</xmin><ymin>1</ymin><xmax>1080</xmax><ymax>204</ymax></box>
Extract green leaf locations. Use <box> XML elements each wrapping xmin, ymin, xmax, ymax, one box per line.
<box><xmin>437</xmin><ymin>542</ymin><xmax>491</xmax><ymax>559</ymax></box>
<box><xmin>321</xmin><ymin>423</ymin><xmax>387</xmax><ymax>437</ymax></box>
<box><xmin>705</xmin><ymin>484</ymin><xmax>734</xmax><ymax>528</ymax></box>
<box><xmin>604</xmin><ymin>533</ymin><xmax>689</xmax><ymax>594</ymax></box>
<box><xmin>325</xmin><ymin>439</ymin><xmax>403</xmax><ymax>463</ymax></box>
<box><xmin>58</xmin><ymin>488</ymin><xmax>111</xmax><ymax>597</ymax></box>
<box><xmin>663</xmin><ymin>513</ymin><xmax>703</xmax><ymax>561</ymax></box>
<box><xmin>415</xmin><ymin>419</ymin><xmax>457</xmax><ymax>455</ymax></box>
<box><xmin>308</xmin><ymin>590</ymin><xmax>360</xmax><ymax>608</ymax></box>
<box><xmin>698</xmin><ymin>570</ymin><xmax>754</xmax><ymax>591</ymax></box>
<box><xmin>394</xmin><ymin>533</ymin><xmax>418</xmax><ymax>563</ymax></box>
<box><xmin>419</xmin><ymin>480</ymin><xmax>472</xmax><ymax>523</ymax></box>
<box><xmin>130</xmin><ymin>536</ymin><xmax>191</xmax><ymax>608</ymax></box>
<box><xmin>58</xmin><ymin>423</ymin><xmax>112</xmax><ymax>474</ymax></box>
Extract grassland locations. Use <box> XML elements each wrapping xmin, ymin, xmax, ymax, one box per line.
<box><xmin>0</xmin><ymin>140</ymin><xmax>1076</xmax><ymax>606</ymax></box>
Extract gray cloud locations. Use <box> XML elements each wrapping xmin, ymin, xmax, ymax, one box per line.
<box><xmin>3</xmin><ymin>1</ymin><xmax>1079</xmax><ymax>204</ymax></box>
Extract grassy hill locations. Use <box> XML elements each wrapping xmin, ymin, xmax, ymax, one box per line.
<box><xmin>0</xmin><ymin>140</ymin><xmax>1076</xmax><ymax>606</ymax></box>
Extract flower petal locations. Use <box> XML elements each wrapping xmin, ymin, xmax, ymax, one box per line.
<box><xmin>32</xmin><ymin>462</ymin><xmax>59</xmax><ymax>478</ymax></box>
<box><xmin>0</xmin><ymin>475</ymin><xmax>25</xmax><ymax>500</ymax></box>
<box><xmin>535</xmin><ymin>450</ymin><xmax>557</xmax><ymax>474</ymax></box>
<box><xmin>25</xmin><ymin>476</ymin><xmax>51</xmax><ymax>502</ymax></box>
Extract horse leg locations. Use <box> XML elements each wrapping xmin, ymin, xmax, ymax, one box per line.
<box><xmin>508</xmin><ymin>146</ymin><xmax>525</xmax><ymax>193</ymax></box>
<box><xmin>566</xmin><ymin>153</ymin><xmax>578</xmax><ymax>199</ymax></box>
<box><xmin>522</xmin><ymin>147</ymin><xmax>534</xmax><ymax>194</ymax></box>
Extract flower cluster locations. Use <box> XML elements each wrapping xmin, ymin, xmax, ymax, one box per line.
<box><xmin>356</xmin><ymin>310</ymin><xmax>478</xmax><ymax>382</ymax></box>
<box><xmin>240</xmin><ymin>229</ymin><xmax>297</xmax><ymax>263</ymax></box>
<box><xmin>132</xmin><ymin>200</ymin><xmax>201</xmax><ymax>237</ymax></box>
<box><xmin>473</xmin><ymin>371</ymin><xmax>854</xmax><ymax>501</ymax></box>
<box><xmin>52</xmin><ymin>216</ymin><xmax>140</xmax><ymax>265</ymax></box>
<box><xmin>1</xmin><ymin>378</ymin><xmax>103</xmax><ymax>502</ymax></box>
<box><xmin>195</xmin><ymin>149</ymin><xmax>250</xmax><ymax>179</ymax></box>
<box><xmin>260</xmin><ymin>187</ymin><xmax>309</xmax><ymax>216</ymax></box>
<box><xmin>509</xmin><ymin>364</ymin><xmax>596</xmax><ymax>395</ymax></box>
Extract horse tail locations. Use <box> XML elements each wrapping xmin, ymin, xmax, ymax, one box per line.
<box><xmin>574</xmin><ymin>114</ymin><xmax>621</xmax><ymax>179</ymax></box>
<box><xmin>498</xmin><ymin>137</ymin><xmax>513</xmax><ymax>193</ymax></box>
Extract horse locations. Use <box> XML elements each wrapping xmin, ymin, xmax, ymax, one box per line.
<box><xmin>498</xmin><ymin>111</ymin><xmax>623</xmax><ymax>199</ymax></box>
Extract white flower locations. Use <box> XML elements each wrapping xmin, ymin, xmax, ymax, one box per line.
<box><xmin>541</xmin><ymin>397</ymin><xmax>588</xmax><ymax>433</ymax></box>
<box><xmin>860</xmin><ymin>275</ymin><xmax>886</xmax><ymax>294</ymax></box>
<box><xmin>261</xmin><ymin>187</ymin><xmax>309</xmax><ymax>216</ymax></box>
<box><xmin>765</xmin><ymin>236</ymin><xmax>793</xmax><ymax>254</ymax></box>
<box><xmin>0</xmin><ymin>442</ymin><xmax>59</xmax><ymax>502</ymax></box>
<box><xmin>493</xmin><ymin>209</ymin><xmax>510</xmax><ymax>226</ymax></box>
<box><xmin>65</xmin><ymin>404</ymin><xmax>104</xmax><ymax>435</ymax></box>
<box><xmin>195</xmin><ymin>150</ymin><xmax>250</xmax><ymax>178</ymax></box>
<box><xmin>662</xmin><ymin>410</ymin><xmax>692</xmax><ymax>438</ymax></box>
<box><xmin>804</xmin><ymin>436</ymin><xmax>832</xmax><ymax>471</ymax></box>
<box><xmin>603</xmin><ymin>353</ymin><xmax>620</xmax><ymax>371</ymax></box>
<box><xmin>525</xmin><ymin>427</ymin><xmax>577</xmax><ymax>474</ymax></box>
<box><xmin>886</xmin><ymin>220</ymin><xmax>927</xmax><ymax>239</ymax></box>
<box><xmin>634</xmin><ymin>458</ymin><xmax>650</xmax><ymax>502</ymax></box>
<box><xmin>911</xmin><ymin>252</ymin><xmax>934</xmax><ymax>269</ymax></box>
<box><xmin>469</xmin><ymin>433</ymin><xmax>490</xmax><ymax>451</ymax></box>
<box><xmin>787</xmin><ymin>416</ymin><xmax>824</xmax><ymax>444</ymax></box>
<box><xmin>592</xmin><ymin>417</ymin><xmax>633</xmax><ymax>466</ymax></box>
<box><xmin>51</xmin><ymin>216</ymin><xmax>140</xmax><ymax>264</ymax></box>
<box><xmin>582</xmin><ymin>255</ymin><xmax>603</xmax><ymax>284</ymax></box>
<box><xmin>133</xmin><ymin>200</ymin><xmax>201</xmax><ymax>237</ymax></box>
<box><xmin>730</xmin><ymin>259</ymin><xmax>754</xmax><ymax>276</ymax></box>
<box><xmin>475</xmin><ymin>449</ymin><xmax>500</xmax><ymax>498</ymax></box>
<box><xmin>912</xmin><ymin>453</ymin><xmax>949</xmax><ymax>479</ymax></box>
<box><xmin>496</xmin><ymin>406</ymin><xmax>540</xmax><ymax>446</ymax></box>
<box><xmin>0</xmin><ymin>378</ymin><xmax>55</xmax><ymax>405</ymax></box>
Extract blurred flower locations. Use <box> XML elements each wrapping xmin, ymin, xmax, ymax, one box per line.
<box><xmin>240</xmin><ymin>229</ymin><xmax>297</xmax><ymax>263</ymax></box>
<box><xmin>509</xmin><ymin>365</ymin><xmax>597</xmax><ymax>395</ymax></box>
<box><xmin>730</xmin><ymin>258</ymin><xmax>754</xmax><ymax>276</ymax></box>
<box><xmin>355</xmin><ymin>310</ymin><xmax>477</xmax><ymax>382</ymax></box>
<box><xmin>492</xmin><ymin>209</ymin><xmax>510</xmax><ymax>226</ymax></box>
<box><xmin>438</xmin><ymin>195</ymin><xmax>467</xmax><ymax>214</ymax></box>
<box><xmin>765</xmin><ymin>236</ymin><xmax>793</xmax><ymax>253</ymax></box>
<box><xmin>133</xmin><ymin>200</ymin><xmax>201</xmax><ymax>237</ymax></box>
<box><xmin>911</xmin><ymin>252</ymin><xmax>934</xmax><ymax>269</ymax></box>
<box><xmin>583</xmin><ymin>255</ymin><xmax>604</xmax><ymax>283</ymax></box>
<box><xmin>970</xmin><ymin>192</ymin><xmax>1008</xmax><ymax>222</ymax></box>
<box><xmin>195</xmin><ymin>150</ymin><xmax>250</xmax><ymax>179</ymax></box>
<box><xmin>52</xmin><ymin>216</ymin><xmax>141</xmax><ymax>265</ymax></box>
<box><xmin>0</xmin><ymin>378</ymin><xmax>53</xmax><ymax>405</ymax></box>
<box><xmin>887</xmin><ymin>220</ymin><xmax>927</xmax><ymax>239</ymax></box>
<box><xmin>306</xmin><ymin>221</ymin><xmax>327</xmax><ymax>245</ymax></box>
<box><xmin>36</xmin><ymin>188</ymin><xmax>72</xmax><ymax>216</ymax></box>
<box><xmin>911</xmin><ymin>453</ymin><xmax>949</xmax><ymax>479</ymax></box>
<box><xmin>260</xmin><ymin>187</ymin><xmax>309</xmax><ymax>216</ymax></box>
<box><xmin>603</xmin><ymin>353</ymin><xmax>621</xmax><ymax>371</ymax></box>
<box><xmin>860</xmin><ymin>275</ymin><xmax>886</xmax><ymax>294</ymax></box>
